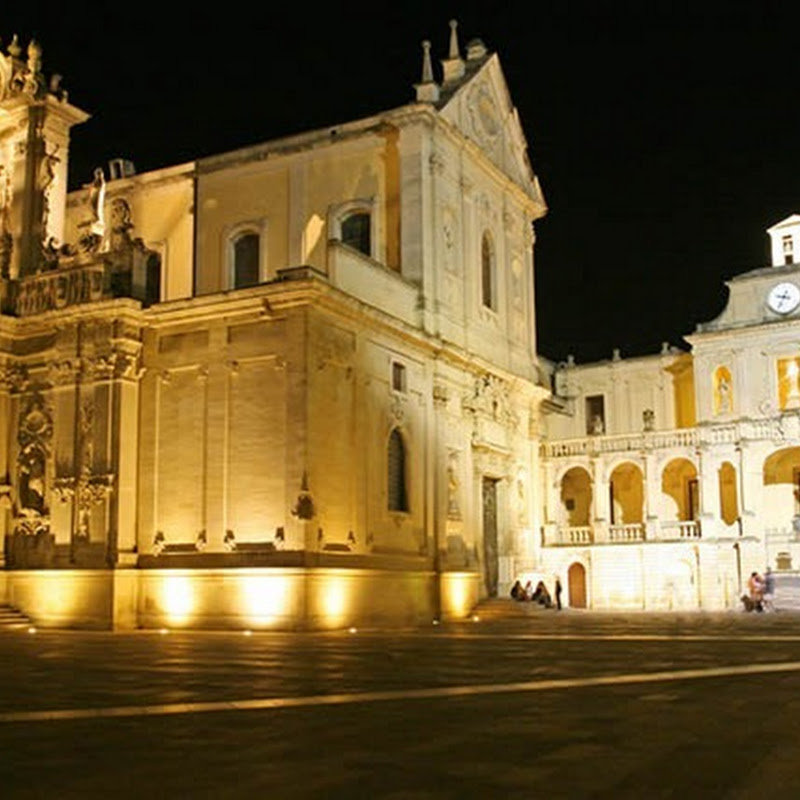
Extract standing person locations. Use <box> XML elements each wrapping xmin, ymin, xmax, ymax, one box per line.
<box><xmin>747</xmin><ymin>571</ymin><xmax>764</xmax><ymax>612</ymax></box>
<box><xmin>555</xmin><ymin>577</ymin><xmax>563</xmax><ymax>611</ymax></box>
<box><xmin>763</xmin><ymin>567</ymin><xmax>776</xmax><ymax>612</ymax></box>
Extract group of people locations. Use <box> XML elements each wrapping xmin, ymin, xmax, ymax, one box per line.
<box><xmin>742</xmin><ymin>567</ymin><xmax>776</xmax><ymax>613</ymax></box>
<box><xmin>510</xmin><ymin>578</ymin><xmax>563</xmax><ymax>610</ymax></box>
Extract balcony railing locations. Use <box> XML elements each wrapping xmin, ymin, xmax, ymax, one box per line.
<box><xmin>659</xmin><ymin>520</ymin><xmax>701</xmax><ymax>539</ymax></box>
<box><xmin>544</xmin><ymin>519</ymin><xmax>700</xmax><ymax>546</ymax></box>
<box><xmin>542</xmin><ymin>418</ymin><xmax>787</xmax><ymax>459</ymax></box>
<box><xmin>608</xmin><ymin>523</ymin><xmax>645</xmax><ymax>542</ymax></box>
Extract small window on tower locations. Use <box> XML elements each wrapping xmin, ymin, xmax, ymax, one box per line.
<box><xmin>392</xmin><ymin>362</ymin><xmax>407</xmax><ymax>393</ymax></box>
<box><xmin>784</xmin><ymin>235</ymin><xmax>794</xmax><ymax>265</ymax></box>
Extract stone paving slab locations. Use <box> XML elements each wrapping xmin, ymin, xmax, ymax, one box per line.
<box><xmin>2</xmin><ymin>613</ymin><xmax>800</xmax><ymax>797</ymax></box>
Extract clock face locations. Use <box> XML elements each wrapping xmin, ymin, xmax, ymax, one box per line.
<box><xmin>767</xmin><ymin>282</ymin><xmax>800</xmax><ymax>314</ymax></box>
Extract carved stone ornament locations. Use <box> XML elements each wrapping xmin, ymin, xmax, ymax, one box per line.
<box><xmin>462</xmin><ymin>374</ymin><xmax>519</xmax><ymax>428</ymax></box>
<box><xmin>468</xmin><ymin>82</ymin><xmax>500</xmax><ymax>145</ymax></box>
<box><xmin>0</xmin><ymin>362</ymin><xmax>28</xmax><ymax>392</ymax></box>
<box><xmin>390</xmin><ymin>393</ymin><xmax>405</xmax><ymax>423</ymax></box>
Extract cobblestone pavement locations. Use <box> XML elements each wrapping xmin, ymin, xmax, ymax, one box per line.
<box><xmin>2</xmin><ymin>610</ymin><xmax>800</xmax><ymax>798</ymax></box>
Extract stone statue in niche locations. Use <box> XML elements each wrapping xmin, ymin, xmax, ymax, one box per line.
<box><xmin>16</xmin><ymin>394</ymin><xmax>53</xmax><ymax>519</ymax></box>
<box><xmin>716</xmin><ymin>374</ymin><xmax>732</xmax><ymax>415</ymax></box>
<box><xmin>591</xmin><ymin>414</ymin><xmax>605</xmax><ymax>435</ymax></box>
<box><xmin>643</xmin><ymin>408</ymin><xmax>655</xmax><ymax>432</ymax></box>
<box><xmin>446</xmin><ymin>451</ymin><xmax>461</xmax><ymax>520</ymax></box>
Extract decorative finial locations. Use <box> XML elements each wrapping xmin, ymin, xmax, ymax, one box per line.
<box><xmin>8</xmin><ymin>34</ymin><xmax>21</xmax><ymax>58</ymax></box>
<box><xmin>415</xmin><ymin>39</ymin><xmax>440</xmax><ymax>103</ymax></box>
<box><xmin>442</xmin><ymin>20</ymin><xmax>466</xmax><ymax>84</ymax></box>
<box><xmin>448</xmin><ymin>19</ymin><xmax>460</xmax><ymax>59</ymax></box>
<box><xmin>421</xmin><ymin>40</ymin><xmax>434</xmax><ymax>83</ymax></box>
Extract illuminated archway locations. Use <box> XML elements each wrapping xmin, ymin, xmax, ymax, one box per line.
<box><xmin>763</xmin><ymin>447</ymin><xmax>800</xmax><ymax>522</ymax></box>
<box><xmin>609</xmin><ymin>462</ymin><xmax>644</xmax><ymax>524</ymax></box>
<box><xmin>559</xmin><ymin>467</ymin><xmax>592</xmax><ymax>526</ymax></box>
<box><xmin>661</xmin><ymin>458</ymin><xmax>698</xmax><ymax>521</ymax></box>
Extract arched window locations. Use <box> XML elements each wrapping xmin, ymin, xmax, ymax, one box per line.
<box><xmin>341</xmin><ymin>211</ymin><xmax>371</xmax><ymax>256</ymax></box>
<box><xmin>481</xmin><ymin>231</ymin><xmax>495</xmax><ymax>310</ymax></box>
<box><xmin>387</xmin><ymin>428</ymin><xmax>408</xmax><ymax>512</ymax></box>
<box><xmin>231</xmin><ymin>231</ymin><xmax>260</xmax><ymax>289</ymax></box>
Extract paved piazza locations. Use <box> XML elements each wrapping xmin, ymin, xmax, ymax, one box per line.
<box><xmin>2</xmin><ymin>611</ymin><xmax>800</xmax><ymax>798</ymax></box>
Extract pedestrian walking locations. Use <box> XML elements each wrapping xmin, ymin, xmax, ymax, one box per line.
<box><xmin>555</xmin><ymin>577</ymin><xmax>563</xmax><ymax>610</ymax></box>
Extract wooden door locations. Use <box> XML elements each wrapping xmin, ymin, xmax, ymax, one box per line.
<box><xmin>568</xmin><ymin>562</ymin><xmax>587</xmax><ymax>608</ymax></box>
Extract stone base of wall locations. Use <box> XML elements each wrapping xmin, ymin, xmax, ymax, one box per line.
<box><xmin>5</xmin><ymin>568</ymin><xmax>482</xmax><ymax>630</ymax></box>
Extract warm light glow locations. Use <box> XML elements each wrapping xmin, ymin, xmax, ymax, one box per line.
<box><xmin>27</xmin><ymin>626</ymin><xmax>36</xmax><ymax>634</ymax></box>
<box><xmin>240</xmin><ymin>574</ymin><xmax>292</xmax><ymax>627</ymax></box>
<box><xmin>303</xmin><ymin>214</ymin><xmax>324</xmax><ymax>260</ymax></box>
<box><xmin>439</xmin><ymin>573</ymin><xmax>476</xmax><ymax>618</ymax></box>
<box><xmin>321</xmin><ymin>576</ymin><xmax>349</xmax><ymax>625</ymax></box>
<box><xmin>161</xmin><ymin>576</ymin><xmax>194</xmax><ymax>625</ymax></box>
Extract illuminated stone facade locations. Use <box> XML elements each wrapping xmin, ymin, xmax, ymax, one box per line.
<box><xmin>0</xmin><ymin>28</ymin><xmax>549</xmax><ymax>628</ymax></box>
<box><xmin>538</xmin><ymin>215</ymin><xmax>800</xmax><ymax>610</ymax></box>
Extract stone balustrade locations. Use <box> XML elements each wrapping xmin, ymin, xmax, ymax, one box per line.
<box><xmin>544</xmin><ymin>519</ymin><xmax>701</xmax><ymax>546</ymax></box>
<box><xmin>542</xmin><ymin>417</ymin><xmax>790</xmax><ymax>459</ymax></box>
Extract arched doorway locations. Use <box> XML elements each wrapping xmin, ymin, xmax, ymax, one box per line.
<box><xmin>763</xmin><ymin>447</ymin><xmax>800</xmax><ymax>529</ymax></box>
<box><xmin>609</xmin><ymin>462</ymin><xmax>644</xmax><ymax>524</ymax></box>
<box><xmin>568</xmin><ymin>562</ymin><xmax>587</xmax><ymax>608</ymax></box>
<box><xmin>560</xmin><ymin>466</ymin><xmax>592</xmax><ymax>526</ymax></box>
<box><xmin>661</xmin><ymin>458</ymin><xmax>699</xmax><ymax>520</ymax></box>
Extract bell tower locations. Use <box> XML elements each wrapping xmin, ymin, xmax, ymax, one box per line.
<box><xmin>0</xmin><ymin>34</ymin><xmax>88</xmax><ymax>282</ymax></box>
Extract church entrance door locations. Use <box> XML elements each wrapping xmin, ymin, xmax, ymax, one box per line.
<box><xmin>568</xmin><ymin>562</ymin><xmax>587</xmax><ymax>608</ymax></box>
<box><xmin>482</xmin><ymin>477</ymin><xmax>499</xmax><ymax>597</ymax></box>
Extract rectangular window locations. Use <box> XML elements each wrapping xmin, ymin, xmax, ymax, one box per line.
<box><xmin>784</xmin><ymin>235</ymin><xmax>794</xmax><ymax>265</ymax></box>
<box><xmin>392</xmin><ymin>362</ymin><xmax>406</xmax><ymax>393</ymax></box>
<box><xmin>585</xmin><ymin>395</ymin><xmax>605</xmax><ymax>435</ymax></box>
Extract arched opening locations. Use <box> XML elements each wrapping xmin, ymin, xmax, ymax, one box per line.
<box><xmin>567</xmin><ymin>562</ymin><xmax>587</xmax><ymax>608</ymax></box>
<box><xmin>763</xmin><ymin>447</ymin><xmax>800</xmax><ymax>526</ymax></box>
<box><xmin>341</xmin><ymin>211</ymin><xmax>371</xmax><ymax>256</ymax></box>
<box><xmin>387</xmin><ymin>428</ymin><xmax>408</xmax><ymax>512</ymax></box>
<box><xmin>480</xmin><ymin>231</ymin><xmax>495</xmax><ymax>310</ymax></box>
<box><xmin>661</xmin><ymin>458</ymin><xmax>698</xmax><ymax>521</ymax></box>
<box><xmin>718</xmin><ymin>461</ymin><xmax>739</xmax><ymax>525</ymax></box>
<box><xmin>232</xmin><ymin>231</ymin><xmax>260</xmax><ymax>289</ymax></box>
<box><xmin>560</xmin><ymin>467</ymin><xmax>592</xmax><ymax>527</ymax></box>
<box><xmin>609</xmin><ymin>462</ymin><xmax>644</xmax><ymax>524</ymax></box>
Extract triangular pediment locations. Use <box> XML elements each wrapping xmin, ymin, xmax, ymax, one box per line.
<box><xmin>437</xmin><ymin>53</ymin><xmax>545</xmax><ymax>214</ymax></box>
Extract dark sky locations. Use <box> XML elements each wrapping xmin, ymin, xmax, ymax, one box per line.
<box><xmin>5</xmin><ymin>2</ymin><xmax>800</xmax><ymax>363</ymax></box>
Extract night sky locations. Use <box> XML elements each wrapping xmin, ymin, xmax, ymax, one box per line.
<box><xmin>4</xmin><ymin>2</ymin><xmax>800</xmax><ymax>363</ymax></box>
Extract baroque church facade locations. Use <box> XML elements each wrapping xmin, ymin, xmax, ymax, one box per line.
<box><xmin>1</xmin><ymin>25</ymin><xmax>798</xmax><ymax>628</ymax></box>
<box><xmin>0</xmin><ymin>26</ymin><xmax>549</xmax><ymax>628</ymax></box>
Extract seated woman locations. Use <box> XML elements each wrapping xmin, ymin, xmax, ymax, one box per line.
<box><xmin>531</xmin><ymin>580</ymin><xmax>553</xmax><ymax>607</ymax></box>
<box><xmin>510</xmin><ymin>580</ymin><xmax>525</xmax><ymax>601</ymax></box>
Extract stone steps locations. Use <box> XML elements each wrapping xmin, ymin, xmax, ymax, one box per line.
<box><xmin>0</xmin><ymin>605</ymin><xmax>32</xmax><ymax>630</ymax></box>
<box><xmin>471</xmin><ymin>597</ymin><xmax>556</xmax><ymax>620</ymax></box>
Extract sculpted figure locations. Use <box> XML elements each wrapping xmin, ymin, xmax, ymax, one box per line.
<box><xmin>88</xmin><ymin>168</ymin><xmax>106</xmax><ymax>237</ymax></box>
